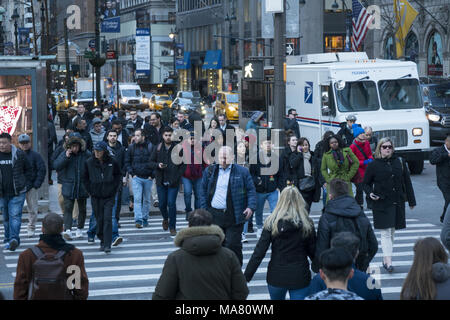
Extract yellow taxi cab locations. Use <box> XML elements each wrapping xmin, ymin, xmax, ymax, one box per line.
<box><xmin>150</xmin><ymin>95</ymin><xmax>173</xmax><ymax>111</ymax></box>
<box><xmin>214</xmin><ymin>91</ymin><xmax>239</xmax><ymax>121</ymax></box>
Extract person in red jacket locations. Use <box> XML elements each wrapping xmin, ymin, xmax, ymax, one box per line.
<box><xmin>349</xmin><ymin>124</ymin><xmax>373</xmax><ymax>207</ymax></box>
<box><xmin>182</xmin><ymin>131</ymin><xmax>208</xmax><ymax>220</ymax></box>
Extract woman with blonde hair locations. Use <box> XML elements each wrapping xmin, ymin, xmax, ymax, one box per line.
<box><xmin>400</xmin><ymin>237</ymin><xmax>450</xmax><ymax>300</ymax></box>
<box><xmin>363</xmin><ymin>137</ymin><xmax>416</xmax><ymax>273</ymax></box>
<box><xmin>244</xmin><ymin>186</ymin><xmax>316</xmax><ymax>300</ymax></box>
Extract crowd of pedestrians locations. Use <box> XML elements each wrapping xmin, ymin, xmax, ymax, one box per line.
<box><xmin>2</xmin><ymin>105</ymin><xmax>450</xmax><ymax>300</ymax></box>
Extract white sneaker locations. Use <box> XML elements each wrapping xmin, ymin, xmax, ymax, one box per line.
<box><xmin>256</xmin><ymin>228</ymin><xmax>262</xmax><ymax>239</ymax></box>
<box><xmin>63</xmin><ymin>230</ymin><xmax>73</xmax><ymax>241</ymax></box>
<box><xmin>75</xmin><ymin>229</ymin><xmax>83</xmax><ymax>239</ymax></box>
<box><xmin>241</xmin><ymin>233</ymin><xmax>248</xmax><ymax>243</ymax></box>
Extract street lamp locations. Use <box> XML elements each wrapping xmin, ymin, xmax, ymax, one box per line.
<box><xmin>11</xmin><ymin>8</ymin><xmax>19</xmax><ymax>56</ymax></box>
<box><xmin>0</xmin><ymin>7</ymin><xmax>5</xmax><ymax>55</ymax></box>
<box><xmin>169</xmin><ymin>29</ymin><xmax>177</xmax><ymax>77</ymax></box>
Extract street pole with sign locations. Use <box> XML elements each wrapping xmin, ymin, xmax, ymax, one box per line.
<box><xmin>64</xmin><ymin>17</ymin><xmax>72</xmax><ymax>108</ymax></box>
<box><xmin>272</xmin><ymin>0</ymin><xmax>286</xmax><ymax>152</ymax></box>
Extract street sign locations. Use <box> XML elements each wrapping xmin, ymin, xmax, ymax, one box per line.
<box><xmin>286</xmin><ymin>43</ymin><xmax>294</xmax><ymax>56</ymax></box>
<box><xmin>89</xmin><ymin>39</ymin><xmax>96</xmax><ymax>49</ymax></box>
<box><xmin>84</xmin><ymin>50</ymin><xmax>95</xmax><ymax>59</ymax></box>
<box><xmin>106</xmin><ymin>50</ymin><xmax>116</xmax><ymax>60</ymax></box>
<box><xmin>243</xmin><ymin>60</ymin><xmax>264</xmax><ymax>81</ymax></box>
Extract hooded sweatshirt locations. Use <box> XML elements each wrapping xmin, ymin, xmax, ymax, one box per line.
<box><xmin>313</xmin><ymin>195</ymin><xmax>378</xmax><ymax>273</ymax></box>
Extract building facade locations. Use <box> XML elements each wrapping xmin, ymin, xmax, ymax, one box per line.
<box><xmin>370</xmin><ymin>0</ymin><xmax>450</xmax><ymax>79</ymax></box>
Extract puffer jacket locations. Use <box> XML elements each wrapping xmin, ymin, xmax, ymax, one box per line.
<box><xmin>53</xmin><ymin>137</ymin><xmax>91</xmax><ymax>199</ymax></box>
<box><xmin>152</xmin><ymin>225</ymin><xmax>248</xmax><ymax>300</ymax></box>
<box><xmin>124</xmin><ymin>141</ymin><xmax>154</xmax><ymax>179</ymax></box>
<box><xmin>83</xmin><ymin>153</ymin><xmax>122</xmax><ymax>199</ymax></box>
<box><xmin>312</xmin><ymin>195</ymin><xmax>378</xmax><ymax>273</ymax></box>
<box><xmin>200</xmin><ymin>164</ymin><xmax>257</xmax><ymax>225</ymax></box>
<box><xmin>245</xmin><ymin>219</ymin><xmax>316</xmax><ymax>289</ymax></box>
<box><xmin>89</xmin><ymin>127</ymin><xmax>105</xmax><ymax>146</ymax></box>
<box><xmin>0</xmin><ymin>145</ymin><xmax>32</xmax><ymax>197</ymax></box>
<box><xmin>23</xmin><ymin>149</ymin><xmax>46</xmax><ymax>189</ymax></box>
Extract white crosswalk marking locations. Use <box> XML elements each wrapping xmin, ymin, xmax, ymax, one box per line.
<box><xmin>0</xmin><ymin>212</ymin><xmax>443</xmax><ymax>300</ymax></box>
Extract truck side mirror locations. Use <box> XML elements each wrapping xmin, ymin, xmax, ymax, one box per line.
<box><xmin>321</xmin><ymin>106</ymin><xmax>331</xmax><ymax>116</ymax></box>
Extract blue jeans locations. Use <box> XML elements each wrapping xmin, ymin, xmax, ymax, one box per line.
<box><xmin>157</xmin><ymin>185</ymin><xmax>179</xmax><ymax>230</ymax></box>
<box><xmin>244</xmin><ymin>190</ymin><xmax>278</xmax><ymax>233</ymax></box>
<box><xmin>87</xmin><ymin>193</ymin><xmax>120</xmax><ymax>241</ymax></box>
<box><xmin>267</xmin><ymin>284</ymin><xmax>309</xmax><ymax>300</ymax></box>
<box><xmin>132</xmin><ymin>177</ymin><xmax>152</xmax><ymax>225</ymax></box>
<box><xmin>1</xmin><ymin>193</ymin><xmax>26</xmax><ymax>246</ymax></box>
<box><xmin>181</xmin><ymin>177</ymin><xmax>202</xmax><ymax>212</ymax></box>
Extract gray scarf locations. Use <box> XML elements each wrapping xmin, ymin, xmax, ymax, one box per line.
<box><xmin>303</xmin><ymin>152</ymin><xmax>312</xmax><ymax>176</ymax></box>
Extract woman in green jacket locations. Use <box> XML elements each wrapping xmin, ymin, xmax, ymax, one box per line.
<box><xmin>321</xmin><ymin>134</ymin><xmax>359</xmax><ymax>201</ymax></box>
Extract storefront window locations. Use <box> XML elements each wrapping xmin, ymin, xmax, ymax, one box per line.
<box><xmin>427</xmin><ymin>31</ymin><xmax>443</xmax><ymax>77</ymax></box>
<box><xmin>0</xmin><ymin>75</ymin><xmax>32</xmax><ymax>142</ymax></box>
<box><xmin>324</xmin><ymin>35</ymin><xmax>344</xmax><ymax>52</ymax></box>
<box><xmin>384</xmin><ymin>35</ymin><xmax>395</xmax><ymax>60</ymax></box>
<box><xmin>405</xmin><ymin>32</ymin><xmax>418</xmax><ymax>62</ymax></box>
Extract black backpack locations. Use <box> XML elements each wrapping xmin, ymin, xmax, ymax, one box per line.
<box><xmin>331</xmin><ymin>215</ymin><xmax>369</xmax><ymax>259</ymax></box>
<box><xmin>28</xmin><ymin>246</ymin><xmax>73</xmax><ymax>300</ymax></box>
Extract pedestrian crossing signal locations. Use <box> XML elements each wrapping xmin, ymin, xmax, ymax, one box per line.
<box><xmin>243</xmin><ymin>60</ymin><xmax>263</xmax><ymax>81</ymax></box>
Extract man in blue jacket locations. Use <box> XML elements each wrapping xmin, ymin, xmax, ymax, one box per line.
<box><xmin>308</xmin><ymin>232</ymin><xmax>383</xmax><ymax>300</ymax></box>
<box><xmin>17</xmin><ymin>134</ymin><xmax>46</xmax><ymax>238</ymax></box>
<box><xmin>200</xmin><ymin>146</ymin><xmax>257</xmax><ymax>266</ymax></box>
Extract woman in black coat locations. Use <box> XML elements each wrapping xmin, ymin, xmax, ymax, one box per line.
<box><xmin>280</xmin><ymin>135</ymin><xmax>301</xmax><ymax>189</ymax></box>
<box><xmin>244</xmin><ymin>186</ymin><xmax>316</xmax><ymax>300</ymax></box>
<box><xmin>363</xmin><ymin>137</ymin><xmax>416</xmax><ymax>273</ymax></box>
<box><xmin>429</xmin><ymin>135</ymin><xmax>450</xmax><ymax>223</ymax></box>
<box><xmin>295</xmin><ymin>137</ymin><xmax>320</xmax><ymax>212</ymax></box>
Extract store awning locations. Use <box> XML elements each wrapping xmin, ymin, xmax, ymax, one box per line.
<box><xmin>202</xmin><ymin>50</ymin><xmax>222</xmax><ymax>70</ymax></box>
<box><xmin>176</xmin><ymin>51</ymin><xmax>191</xmax><ymax>70</ymax></box>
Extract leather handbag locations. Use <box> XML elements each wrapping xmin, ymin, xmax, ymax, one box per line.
<box><xmin>347</xmin><ymin>154</ymin><xmax>363</xmax><ymax>184</ymax></box>
<box><xmin>299</xmin><ymin>176</ymin><xmax>315</xmax><ymax>192</ymax></box>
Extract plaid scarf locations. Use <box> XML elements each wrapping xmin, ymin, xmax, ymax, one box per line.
<box><xmin>331</xmin><ymin>149</ymin><xmax>345</xmax><ymax>167</ymax></box>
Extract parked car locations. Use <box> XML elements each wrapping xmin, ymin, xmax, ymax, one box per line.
<box><xmin>171</xmin><ymin>97</ymin><xmax>206</xmax><ymax>116</ymax></box>
<box><xmin>214</xmin><ymin>91</ymin><xmax>239</xmax><ymax>121</ymax></box>
<box><xmin>421</xmin><ymin>83</ymin><xmax>450</xmax><ymax>144</ymax></box>
<box><xmin>150</xmin><ymin>94</ymin><xmax>172</xmax><ymax>111</ymax></box>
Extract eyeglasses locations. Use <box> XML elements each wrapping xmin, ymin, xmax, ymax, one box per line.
<box><xmin>381</xmin><ymin>145</ymin><xmax>393</xmax><ymax>150</ymax></box>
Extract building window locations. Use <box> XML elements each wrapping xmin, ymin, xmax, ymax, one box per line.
<box><xmin>324</xmin><ymin>35</ymin><xmax>344</xmax><ymax>52</ymax></box>
<box><xmin>405</xmin><ymin>32</ymin><xmax>418</xmax><ymax>63</ymax></box>
<box><xmin>384</xmin><ymin>35</ymin><xmax>395</xmax><ymax>60</ymax></box>
<box><xmin>324</xmin><ymin>0</ymin><xmax>352</xmax><ymax>13</ymax></box>
<box><xmin>427</xmin><ymin>31</ymin><xmax>443</xmax><ymax>77</ymax></box>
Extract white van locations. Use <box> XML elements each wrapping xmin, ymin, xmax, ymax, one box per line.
<box><xmin>118</xmin><ymin>83</ymin><xmax>144</xmax><ymax>110</ymax></box>
<box><xmin>286</xmin><ymin>52</ymin><xmax>429</xmax><ymax>174</ymax></box>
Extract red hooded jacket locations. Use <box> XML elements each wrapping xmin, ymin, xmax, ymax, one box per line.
<box><xmin>350</xmin><ymin>139</ymin><xmax>374</xmax><ymax>178</ymax></box>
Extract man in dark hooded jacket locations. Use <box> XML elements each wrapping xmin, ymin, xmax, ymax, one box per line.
<box><xmin>312</xmin><ymin>178</ymin><xmax>378</xmax><ymax>273</ymax></box>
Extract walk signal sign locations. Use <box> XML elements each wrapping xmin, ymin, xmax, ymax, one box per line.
<box><xmin>243</xmin><ymin>60</ymin><xmax>264</xmax><ymax>81</ymax></box>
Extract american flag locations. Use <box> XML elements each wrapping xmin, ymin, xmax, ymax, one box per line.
<box><xmin>351</xmin><ymin>0</ymin><xmax>374</xmax><ymax>52</ymax></box>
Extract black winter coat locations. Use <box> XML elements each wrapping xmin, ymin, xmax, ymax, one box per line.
<box><xmin>106</xmin><ymin>142</ymin><xmax>126</xmax><ymax>175</ymax></box>
<box><xmin>83</xmin><ymin>154</ymin><xmax>122</xmax><ymax>198</ymax></box>
<box><xmin>0</xmin><ymin>146</ymin><xmax>32</xmax><ymax>197</ymax></box>
<box><xmin>363</xmin><ymin>156</ymin><xmax>416</xmax><ymax>230</ymax></box>
<box><xmin>313</xmin><ymin>140</ymin><xmax>327</xmax><ymax>186</ymax></box>
<box><xmin>48</xmin><ymin>120</ymin><xmax>58</xmax><ymax>153</ymax></box>
<box><xmin>280</xmin><ymin>148</ymin><xmax>301</xmax><ymax>188</ymax></box>
<box><xmin>249</xmin><ymin>152</ymin><xmax>283</xmax><ymax>193</ymax></box>
<box><xmin>430</xmin><ymin>145</ymin><xmax>450</xmax><ymax>193</ymax></box>
<box><xmin>23</xmin><ymin>150</ymin><xmax>46</xmax><ymax>189</ymax></box>
<box><xmin>292</xmin><ymin>150</ymin><xmax>321</xmax><ymax>202</ymax></box>
<box><xmin>337</xmin><ymin>123</ymin><xmax>354</xmax><ymax>147</ymax></box>
<box><xmin>75</xmin><ymin>128</ymin><xmax>93</xmax><ymax>152</ymax></box>
<box><xmin>313</xmin><ymin>195</ymin><xmax>378</xmax><ymax>273</ymax></box>
<box><xmin>53</xmin><ymin>137</ymin><xmax>91</xmax><ymax>199</ymax></box>
<box><xmin>128</xmin><ymin>116</ymin><xmax>143</xmax><ymax>131</ymax></box>
<box><xmin>284</xmin><ymin>118</ymin><xmax>300</xmax><ymax>138</ymax></box>
<box><xmin>149</xmin><ymin>142</ymin><xmax>186</xmax><ymax>188</ymax></box>
<box><xmin>244</xmin><ymin>219</ymin><xmax>316</xmax><ymax>289</ymax></box>
<box><xmin>143</xmin><ymin>123</ymin><xmax>165</xmax><ymax>146</ymax></box>
<box><xmin>124</xmin><ymin>142</ymin><xmax>154</xmax><ymax>179</ymax></box>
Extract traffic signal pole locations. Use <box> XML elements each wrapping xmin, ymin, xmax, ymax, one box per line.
<box><xmin>95</xmin><ymin>0</ymin><xmax>101</xmax><ymax>106</ymax></box>
<box><xmin>273</xmin><ymin>0</ymin><xmax>286</xmax><ymax>152</ymax></box>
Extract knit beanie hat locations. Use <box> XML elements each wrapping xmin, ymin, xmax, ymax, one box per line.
<box><xmin>352</xmin><ymin>124</ymin><xmax>365</xmax><ymax>138</ymax></box>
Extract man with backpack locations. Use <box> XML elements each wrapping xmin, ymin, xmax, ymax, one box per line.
<box><xmin>14</xmin><ymin>212</ymin><xmax>89</xmax><ymax>300</ymax></box>
<box><xmin>349</xmin><ymin>124</ymin><xmax>373</xmax><ymax>208</ymax></box>
<box><xmin>312</xmin><ymin>178</ymin><xmax>378</xmax><ymax>273</ymax></box>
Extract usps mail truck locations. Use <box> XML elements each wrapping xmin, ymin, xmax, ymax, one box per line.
<box><xmin>286</xmin><ymin>52</ymin><xmax>429</xmax><ymax>174</ymax></box>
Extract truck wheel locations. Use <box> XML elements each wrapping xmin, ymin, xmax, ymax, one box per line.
<box><xmin>407</xmin><ymin>160</ymin><xmax>424</xmax><ymax>175</ymax></box>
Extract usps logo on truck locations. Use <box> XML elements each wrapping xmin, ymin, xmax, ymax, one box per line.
<box><xmin>304</xmin><ymin>82</ymin><xmax>313</xmax><ymax>104</ymax></box>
